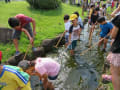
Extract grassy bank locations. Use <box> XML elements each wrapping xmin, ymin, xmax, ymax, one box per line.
<box><xmin>0</xmin><ymin>1</ymin><xmax>87</xmax><ymax>62</ymax></box>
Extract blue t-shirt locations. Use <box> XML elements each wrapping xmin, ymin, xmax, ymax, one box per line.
<box><xmin>100</xmin><ymin>22</ymin><xmax>113</xmax><ymax>37</ymax></box>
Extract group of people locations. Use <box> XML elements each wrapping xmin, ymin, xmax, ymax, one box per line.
<box><xmin>0</xmin><ymin>55</ymin><xmax>60</xmax><ymax>90</ymax></box>
<box><xmin>0</xmin><ymin>13</ymin><xmax>61</xmax><ymax>90</ymax></box>
<box><xmin>63</xmin><ymin>1</ymin><xmax>120</xmax><ymax>90</ymax></box>
<box><xmin>1</xmin><ymin>0</ymin><xmax>120</xmax><ymax>90</ymax></box>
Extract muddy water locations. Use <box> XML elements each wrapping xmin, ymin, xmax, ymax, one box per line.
<box><xmin>32</xmin><ymin>23</ymin><xmax>111</xmax><ymax>90</ymax></box>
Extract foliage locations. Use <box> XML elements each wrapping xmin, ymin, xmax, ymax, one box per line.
<box><xmin>26</xmin><ymin>0</ymin><xmax>61</xmax><ymax>9</ymax></box>
<box><xmin>0</xmin><ymin>1</ymin><xmax>86</xmax><ymax>62</ymax></box>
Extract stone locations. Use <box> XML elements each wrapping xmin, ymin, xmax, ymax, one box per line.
<box><xmin>7</xmin><ymin>53</ymin><xmax>24</xmax><ymax>66</ymax></box>
<box><xmin>52</xmin><ymin>35</ymin><xmax>65</xmax><ymax>46</ymax></box>
<box><xmin>41</xmin><ymin>39</ymin><xmax>54</xmax><ymax>52</ymax></box>
<box><xmin>32</xmin><ymin>47</ymin><xmax>45</xmax><ymax>58</ymax></box>
<box><xmin>0</xmin><ymin>28</ymin><xmax>13</xmax><ymax>43</ymax></box>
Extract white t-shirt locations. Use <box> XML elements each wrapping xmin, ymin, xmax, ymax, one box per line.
<box><xmin>100</xmin><ymin>8</ymin><xmax>106</xmax><ymax>16</ymax></box>
<box><xmin>64</xmin><ymin>21</ymin><xmax>71</xmax><ymax>36</ymax></box>
<box><xmin>69</xmin><ymin>25</ymin><xmax>80</xmax><ymax>41</ymax></box>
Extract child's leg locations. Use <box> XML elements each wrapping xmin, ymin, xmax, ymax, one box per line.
<box><xmin>70</xmin><ymin>50</ymin><xmax>74</xmax><ymax>56</ymax></box>
<box><xmin>110</xmin><ymin>64</ymin><xmax>120</xmax><ymax>90</ymax></box>
<box><xmin>13</xmin><ymin>39</ymin><xmax>19</xmax><ymax>52</ymax></box>
<box><xmin>98</xmin><ymin>37</ymin><xmax>103</xmax><ymax>47</ymax></box>
<box><xmin>103</xmin><ymin>38</ymin><xmax>108</xmax><ymax>49</ymax></box>
<box><xmin>89</xmin><ymin>24</ymin><xmax>95</xmax><ymax>40</ymax></box>
<box><xmin>70</xmin><ymin>40</ymin><xmax>77</xmax><ymax>56</ymax></box>
<box><xmin>89</xmin><ymin>25</ymin><xmax>95</xmax><ymax>46</ymax></box>
<box><xmin>65</xmin><ymin>35</ymin><xmax>69</xmax><ymax>48</ymax></box>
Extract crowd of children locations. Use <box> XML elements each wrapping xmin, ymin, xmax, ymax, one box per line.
<box><xmin>1</xmin><ymin>0</ymin><xmax>120</xmax><ymax>90</ymax></box>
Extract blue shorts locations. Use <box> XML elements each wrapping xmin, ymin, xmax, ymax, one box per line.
<box><xmin>12</xmin><ymin>23</ymin><xmax>33</xmax><ymax>40</ymax></box>
<box><xmin>68</xmin><ymin>40</ymin><xmax>77</xmax><ymax>50</ymax></box>
<box><xmin>48</xmin><ymin>74</ymin><xmax>59</xmax><ymax>80</ymax></box>
<box><xmin>65</xmin><ymin>35</ymin><xmax>69</xmax><ymax>43</ymax></box>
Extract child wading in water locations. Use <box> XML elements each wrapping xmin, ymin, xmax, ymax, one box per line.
<box><xmin>107</xmin><ymin>15</ymin><xmax>120</xmax><ymax>90</ymax></box>
<box><xmin>89</xmin><ymin>8</ymin><xmax>99</xmax><ymax>46</ymax></box>
<box><xmin>97</xmin><ymin>17</ymin><xmax>113</xmax><ymax>52</ymax></box>
<box><xmin>68</xmin><ymin>14</ymin><xmax>82</xmax><ymax>56</ymax></box>
<box><xmin>88</xmin><ymin>4</ymin><xmax>95</xmax><ymax>27</ymax></box>
<box><xmin>64</xmin><ymin>15</ymin><xmax>71</xmax><ymax>48</ymax></box>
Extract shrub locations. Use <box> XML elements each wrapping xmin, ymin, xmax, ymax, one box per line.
<box><xmin>26</xmin><ymin>0</ymin><xmax>61</xmax><ymax>9</ymax></box>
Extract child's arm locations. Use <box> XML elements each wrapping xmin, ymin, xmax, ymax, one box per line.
<box><xmin>79</xmin><ymin>28</ymin><xmax>82</xmax><ymax>39</ymax></box>
<box><xmin>68</xmin><ymin>34</ymin><xmax>72</xmax><ymax>45</ymax></box>
<box><xmin>21</xmin><ymin>28</ymin><xmax>33</xmax><ymax>44</ymax></box>
<box><xmin>111</xmin><ymin>26</ymin><xmax>119</xmax><ymax>39</ymax></box>
<box><xmin>111</xmin><ymin>5</ymin><xmax>120</xmax><ymax>17</ymax></box>
<box><xmin>31</xmin><ymin>19</ymin><xmax>36</xmax><ymax>36</ymax></box>
<box><xmin>106</xmin><ymin>29</ymin><xmax>112</xmax><ymax>37</ymax></box>
<box><xmin>25</xmin><ymin>67</ymin><xmax>42</xmax><ymax>81</ymax></box>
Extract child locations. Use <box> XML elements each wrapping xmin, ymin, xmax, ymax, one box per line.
<box><xmin>107</xmin><ymin>15</ymin><xmax>120</xmax><ymax>90</ymax></box>
<box><xmin>0</xmin><ymin>65</ymin><xmax>31</xmax><ymax>90</ymax></box>
<box><xmin>88</xmin><ymin>4</ymin><xmax>95</xmax><ymax>25</ymax></box>
<box><xmin>64</xmin><ymin>15</ymin><xmax>71</xmax><ymax>48</ymax></box>
<box><xmin>68</xmin><ymin>14</ymin><xmax>82</xmax><ymax>55</ymax></box>
<box><xmin>8</xmin><ymin>14</ymin><xmax>36</xmax><ymax>56</ymax></box>
<box><xmin>100</xmin><ymin>4</ymin><xmax>106</xmax><ymax>17</ymax></box>
<box><xmin>0</xmin><ymin>51</ymin><xmax>2</xmax><ymax>64</ymax></box>
<box><xmin>74</xmin><ymin>11</ymin><xmax>84</xmax><ymax>29</ymax></box>
<box><xmin>97</xmin><ymin>17</ymin><xmax>113</xmax><ymax>52</ymax></box>
<box><xmin>18</xmin><ymin>58</ymin><xmax>60</xmax><ymax>90</ymax></box>
<box><xmin>89</xmin><ymin>8</ymin><xmax>99</xmax><ymax>46</ymax></box>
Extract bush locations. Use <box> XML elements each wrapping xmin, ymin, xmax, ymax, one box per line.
<box><xmin>26</xmin><ymin>0</ymin><xmax>61</xmax><ymax>9</ymax></box>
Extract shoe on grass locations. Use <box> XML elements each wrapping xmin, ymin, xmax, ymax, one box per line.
<box><xmin>32</xmin><ymin>47</ymin><xmax>37</xmax><ymax>51</ymax></box>
<box><xmin>15</xmin><ymin>51</ymin><xmax>20</xmax><ymax>56</ymax></box>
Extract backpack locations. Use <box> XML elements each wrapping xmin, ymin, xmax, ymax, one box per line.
<box><xmin>69</xmin><ymin>24</ymin><xmax>82</xmax><ymax>33</ymax></box>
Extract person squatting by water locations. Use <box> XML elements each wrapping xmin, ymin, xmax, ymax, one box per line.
<box><xmin>8</xmin><ymin>14</ymin><xmax>37</xmax><ymax>56</ymax></box>
<box><xmin>0</xmin><ymin>64</ymin><xmax>31</xmax><ymax>90</ymax></box>
<box><xmin>18</xmin><ymin>57</ymin><xmax>61</xmax><ymax>90</ymax></box>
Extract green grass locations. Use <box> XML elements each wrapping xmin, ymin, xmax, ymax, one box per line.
<box><xmin>0</xmin><ymin>1</ymin><xmax>87</xmax><ymax>62</ymax></box>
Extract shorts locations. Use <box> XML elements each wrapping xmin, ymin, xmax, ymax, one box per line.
<box><xmin>100</xmin><ymin>35</ymin><xmax>110</xmax><ymax>39</ymax></box>
<box><xmin>12</xmin><ymin>23</ymin><xmax>33</xmax><ymax>40</ymax></box>
<box><xmin>68</xmin><ymin>40</ymin><xmax>77</xmax><ymax>50</ymax></box>
<box><xmin>65</xmin><ymin>35</ymin><xmax>69</xmax><ymax>43</ymax></box>
<box><xmin>107</xmin><ymin>52</ymin><xmax>120</xmax><ymax>67</ymax></box>
<box><xmin>48</xmin><ymin>74</ymin><xmax>59</xmax><ymax>80</ymax></box>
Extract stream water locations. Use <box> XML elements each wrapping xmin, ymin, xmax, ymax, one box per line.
<box><xmin>32</xmin><ymin>23</ymin><xmax>111</xmax><ymax>90</ymax></box>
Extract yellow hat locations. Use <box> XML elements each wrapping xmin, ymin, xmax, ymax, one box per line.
<box><xmin>70</xmin><ymin>14</ymin><xmax>78</xmax><ymax>21</ymax></box>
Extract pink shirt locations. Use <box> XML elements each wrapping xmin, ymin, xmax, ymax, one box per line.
<box><xmin>35</xmin><ymin>58</ymin><xmax>60</xmax><ymax>77</ymax></box>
